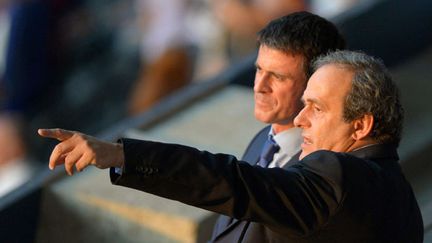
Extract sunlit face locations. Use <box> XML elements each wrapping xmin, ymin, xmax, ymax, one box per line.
<box><xmin>254</xmin><ymin>45</ymin><xmax>307</xmax><ymax>134</ymax></box>
<box><xmin>294</xmin><ymin>64</ymin><xmax>357</xmax><ymax>159</ymax></box>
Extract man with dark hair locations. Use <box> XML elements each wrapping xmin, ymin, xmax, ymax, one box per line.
<box><xmin>211</xmin><ymin>11</ymin><xmax>345</xmax><ymax>241</ymax></box>
<box><xmin>251</xmin><ymin>11</ymin><xmax>345</xmax><ymax>136</ymax></box>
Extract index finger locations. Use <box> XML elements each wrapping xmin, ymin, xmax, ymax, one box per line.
<box><xmin>38</xmin><ymin>128</ymin><xmax>75</xmax><ymax>141</ymax></box>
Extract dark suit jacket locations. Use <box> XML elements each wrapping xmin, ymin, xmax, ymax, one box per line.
<box><xmin>211</xmin><ymin>126</ymin><xmax>300</xmax><ymax>242</ymax></box>
<box><xmin>240</xmin><ymin>126</ymin><xmax>272</xmax><ymax>166</ymax></box>
<box><xmin>110</xmin><ymin>137</ymin><xmax>423</xmax><ymax>242</ymax></box>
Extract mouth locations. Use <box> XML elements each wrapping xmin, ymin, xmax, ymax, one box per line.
<box><xmin>299</xmin><ymin>135</ymin><xmax>314</xmax><ymax>160</ymax></box>
<box><xmin>301</xmin><ymin>135</ymin><xmax>313</xmax><ymax>146</ymax></box>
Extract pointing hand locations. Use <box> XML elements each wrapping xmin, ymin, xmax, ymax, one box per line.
<box><xmin>38</xmin><ymin>128</ymin><xmax>124</xmax><ymax>175</ymax></box>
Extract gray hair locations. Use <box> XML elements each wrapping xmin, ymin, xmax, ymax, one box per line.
<box><xmin>312</xmin><ymin>50</ymin><xmax>404</xmax><ymax>146</ymax></box>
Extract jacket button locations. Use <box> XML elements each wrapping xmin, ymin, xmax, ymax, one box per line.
<box><xmin>136</xmin><ymin>166</ymin><xmax>144</xmax><ymax>172</ymax></box>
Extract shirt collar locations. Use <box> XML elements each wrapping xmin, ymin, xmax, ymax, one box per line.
<box><xmin>270</xmin><ymin>126</ymin><xmax>302</xmax><ymax>159</ymax></box>
<box><xmin>348</xmin><ymin>143</ymin><xmax>399</xmax><ymax>161</ymax></box>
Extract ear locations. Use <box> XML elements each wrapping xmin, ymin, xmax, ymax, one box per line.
<box><xmin>352</xmin><ymin>114</ymin><xmax>374</xmax><ymax>140</ymax></box>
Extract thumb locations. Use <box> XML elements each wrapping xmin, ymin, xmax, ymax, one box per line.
<box><xmin>38</xmin><ymin>128</ymin><xmax>75</xmax><ymax>141</ymax></box>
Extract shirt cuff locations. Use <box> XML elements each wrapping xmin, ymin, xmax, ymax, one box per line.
<box><xmin>114</xmin><ymin>167</ymin><xmax>123</xmax><ymax>175</ymax></box>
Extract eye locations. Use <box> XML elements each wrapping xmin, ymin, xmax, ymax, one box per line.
<box><xmin>314</xmin><ymin>106</ymin><xmax>322</xmax><ymax>112</ymax></box>
<box><xmin>273</xmin><ymin>74</ymin><xmax>285</xmax><ymax>81</ymax></box>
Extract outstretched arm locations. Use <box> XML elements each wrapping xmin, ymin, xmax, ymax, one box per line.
<box><xmin>38</xmin><ymin>128</ymin><xmax>124</xmax><ymax>175</ymax></box>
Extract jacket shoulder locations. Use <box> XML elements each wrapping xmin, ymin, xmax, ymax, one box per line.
<box><xmin>241</xmin><ymin>126</ymin><xmax>270</xmax><ymax>165</ymax></box>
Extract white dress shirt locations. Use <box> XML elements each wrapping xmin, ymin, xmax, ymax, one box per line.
<box><xmin>268</xmin><ymin>127</ymin><xmax>302</xmax><ymax>168</ymax></box>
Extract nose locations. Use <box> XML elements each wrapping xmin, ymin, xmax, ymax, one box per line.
<box><xmin>254</xmin><ymin>72</ymin><xmax>270</xmax><ymax>93</ymax></box>
<box><xmin>294</xmin><ymin>107</ymin><xmax>309</xmax><ymax>128</ymax></box>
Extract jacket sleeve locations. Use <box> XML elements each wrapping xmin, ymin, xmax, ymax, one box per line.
<box><xmin>110</xmin><ymin>138</ymin><xmax>344</xmax><ymax>236</ymax></box>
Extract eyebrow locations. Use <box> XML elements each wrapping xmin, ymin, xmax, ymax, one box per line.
<box><xmin>254</xmin><ymin>62</ymin><xmax>296</xmax><ymax>80</ymax></box>
<box><xmin>301</xmin><ymin>97</ymin><xmax>325</xmax><ymax>108</ymax></box>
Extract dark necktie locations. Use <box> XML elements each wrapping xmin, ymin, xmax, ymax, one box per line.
<box><xmin>258</xmin><ymin>135</ymin><xmax>280</xmax><ymax>168</ymax></box>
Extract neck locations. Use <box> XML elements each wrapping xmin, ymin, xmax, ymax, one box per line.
<box><xmin>272</xmin><ymin>123</ymin><xmax>295</xmax><ymax>135</ymax></box>
<box><xmin>347</xmin><ymin>138</ymin><xmax>378</xmax><ymax>152</ymax></box>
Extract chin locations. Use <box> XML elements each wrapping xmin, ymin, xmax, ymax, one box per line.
<box><xmin>299</xmin><ymin>151</ymin><xmax>306</xmax><ymax>160</ymax></box>
<box><xmin>257</xmin><ymin>118</ymin><xmax>272</xmax><ymax>124</ymax></box>
<box><xmin>299</xmin><ymin>149</ymin><xmax>313</xmax><ymax>160</ymax></box>
<box><xmin>254</xmin><ymin>112</ymin><xmax>273</xmax><ymax>124</ymax></box>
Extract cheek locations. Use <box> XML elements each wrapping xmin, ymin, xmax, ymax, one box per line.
<box><xmin>284</xmin><ymin>85</ymin><xmax>303</xmax><ymax>106</ymax></box>
<box><xmin>277</xmin><ymin>89</ymin><xmax>298</xmax><ymax>109</ymax></box>
<box><xmin>322</xmin><ymin>123</ymin><xmax>354</xmax><ymax>148</ymax></box>
<box><xmin>308</xmin><ymin>117</ymin><xmax>332</xmax><ymax>142</ymax></box>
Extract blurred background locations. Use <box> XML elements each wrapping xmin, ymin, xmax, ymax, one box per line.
<box><xmin>0</xmin><ymin>0</ymin><xmax>431</xmax><ymax>242</ymax></box>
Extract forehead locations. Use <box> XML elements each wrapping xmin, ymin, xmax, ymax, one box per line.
<box><xmin>257</xmin><ymin>45</ymin><xmax>304</xmax><ymax>68</ymax></box>
<box><xmin>304</xmin><ymin>64</ymin><xmax>353</xmax><ymax>103</ymax></box>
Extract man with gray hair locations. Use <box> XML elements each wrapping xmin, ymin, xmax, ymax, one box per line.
<box><xmin>293</xmin><ymin>50</ymin><xmax>423</xmax><ymax>241</ymax></box>
<box><xmin>39</xmin><ymin>50</ymin><xmax>423</xmax><ymax>242</ymax></box>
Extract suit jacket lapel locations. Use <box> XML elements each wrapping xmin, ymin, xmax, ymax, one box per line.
<box><xmin>242</xmin><ymin>126</ymin><xmax>271</xmax><ymax>166</ymax></box>
<box><xmin>282</xmin><ymin>151</ymin><xmax>301</xmax><ymax>169</ymax></box>
<box><xmin>211</xmin><ymin>126</ymin><xmax>270</xmax><ymax>241</ymax></box>
<box><xmin>211</xmin><ymin>216</ymin><xmax>245</xmax><ymax>241</ymax></box>
<box><xmin>212</xmin><ymin>127</ymin><xmax>304</xmax><ymax>241</ymax></box>
<box><xmin>214</xmin><ymin>150</ymin><xmax>302</xmax><ymax>241</ymax></box>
